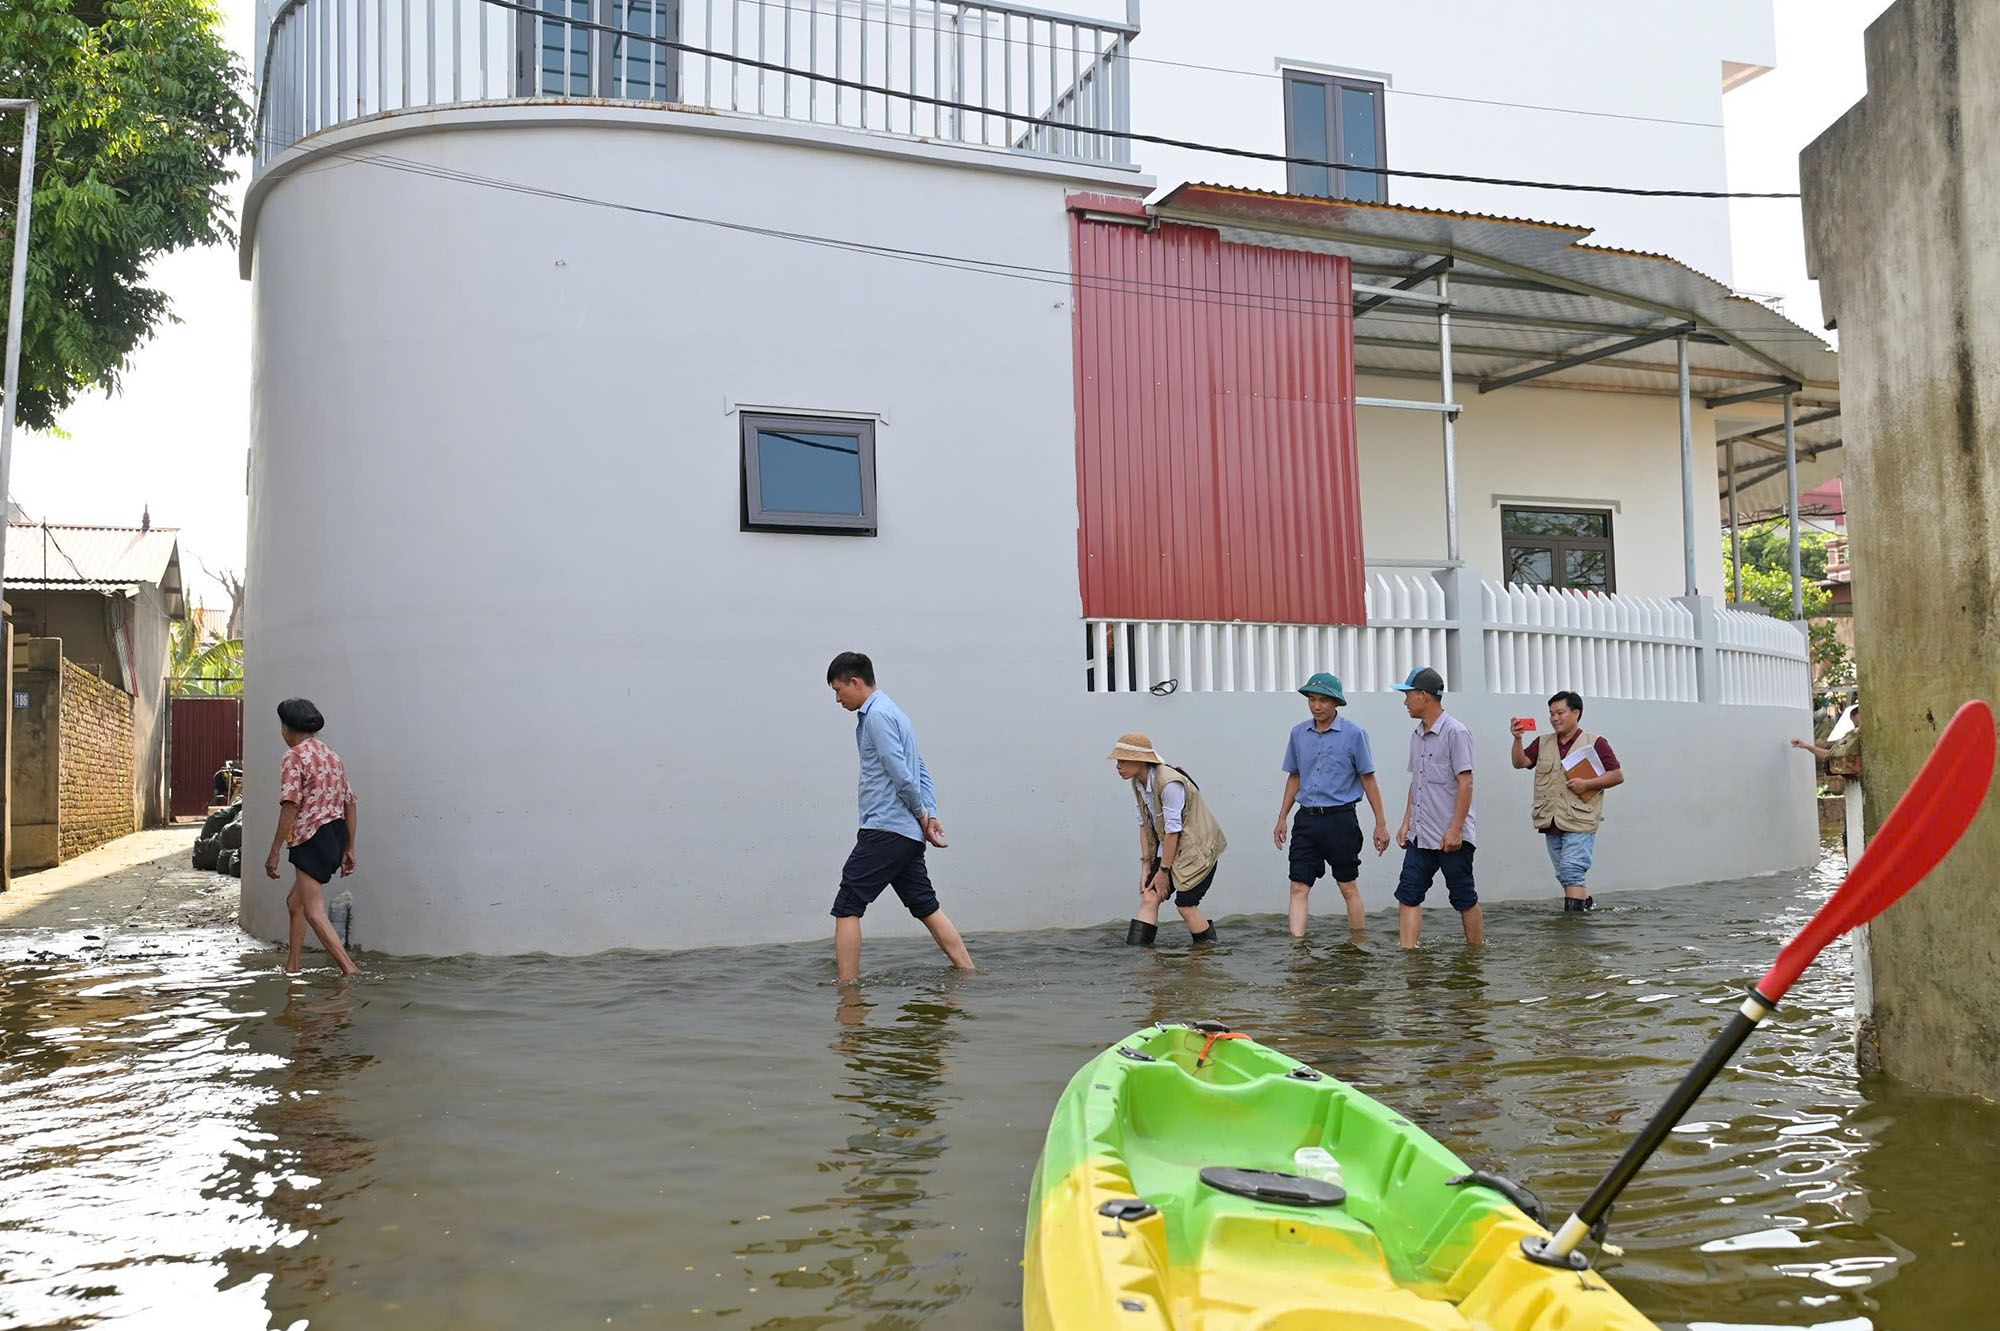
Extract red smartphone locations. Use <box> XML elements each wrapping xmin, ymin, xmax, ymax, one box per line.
<box><xmin>1512</xmin><ymin>717</ymin><xmax>1538</xmax><ymax>732</ymax></box>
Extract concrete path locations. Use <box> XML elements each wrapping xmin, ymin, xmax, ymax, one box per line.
<box><xmin>0</xmin><ymin>827</ymin><xmax>241</xmax><ymax>934</ymax></box>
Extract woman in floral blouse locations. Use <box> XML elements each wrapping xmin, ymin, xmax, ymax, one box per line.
<box><xmin>263</xmin><ymin>697</ymin><xmax>360</xmax><ymax>975</ymax></box>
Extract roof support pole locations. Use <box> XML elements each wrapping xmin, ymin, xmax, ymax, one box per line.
<box><xmin>1</xmin><ymin>100</ymin><xmax>41</xmax><ymax>609</ymax></box>
<box><xmin>1677</xmin><ymin>334</ymin><xmax>1697</xmax><ymax>597</ymax></box>
<box><xmin>1439</xmin><ymin>267</ymin><xmax>1460</xmax><ymax>563</ymax></box>
<box><xmin>1727</xmin><ymin>434</ymin><xmax>1742</xmax><ymax>604</ymax></box>
<box><xmin>1785</xmin><ymin>389</ymin><xmax>1802</xmax><ymax>618</ymax></box>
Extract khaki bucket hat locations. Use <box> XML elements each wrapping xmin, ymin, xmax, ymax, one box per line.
<box><xmin>1107</xmin><ymin>732</ymin><xmax>1164</xmax><ymax>764</ymax></box>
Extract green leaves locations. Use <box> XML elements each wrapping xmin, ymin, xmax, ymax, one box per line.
<box><xmin>1723</xmin><ymin>519</ymin><xmax>1852</xmax><ymax>689</ymax></box>
<box><xmin>170</xmin><ymin>614</ymin><xmax>242</xmax><ymax>695</ymax></box>
<box><xmin>0</xmin><ymin>0</ymin><xmax>251</xmax><ymax>432</ymax></box>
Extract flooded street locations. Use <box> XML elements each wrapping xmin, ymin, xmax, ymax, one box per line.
<box><xmin>3</xmin><ymin>847</ymin><xmax>1997</xmax><ymax>1330</ymax></box>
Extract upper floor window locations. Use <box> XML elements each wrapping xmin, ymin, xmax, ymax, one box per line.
<box><xmin>1282</xmin><ymin>71</ymin><xmax>1387</xmax><ymax>203</ymax></box>
<box><xmin>520</xmin><ymin>0</ymin><xmax>676</xmax><ymax>101</ymax></box>
<box><xmin>1503</xmin><ymin>506</ymin><xmax>1616</xmax><ymax>593</ymax></box>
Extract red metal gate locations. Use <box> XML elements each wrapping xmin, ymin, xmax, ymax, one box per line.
<box><xmin>169</xmin><ymin>697</ymin><xmax>243</xmax><ymax>819</ymax></box>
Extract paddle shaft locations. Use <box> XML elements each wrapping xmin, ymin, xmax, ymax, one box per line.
<box><xmin>1545</xmin><ymin>987</ymin><xmax>1776</xmax><ymax>1259</ymax></box>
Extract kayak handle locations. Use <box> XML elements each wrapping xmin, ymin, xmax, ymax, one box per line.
<box><xmin>1446</xmin><ymin>1171</ymin><xmax>1546</xmax><ymax>1226</ymax></box>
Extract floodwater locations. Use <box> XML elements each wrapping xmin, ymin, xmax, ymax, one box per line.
<box><xmin>3</xmin><ymin>848</ymin><xmax>1997</xmax><ymax>1331</ymax></box>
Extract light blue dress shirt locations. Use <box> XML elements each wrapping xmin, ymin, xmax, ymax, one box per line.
<box><xmin>855</xmin><ymin>691</ymin><xmax>937</xmax><ymax>840</ymax></box>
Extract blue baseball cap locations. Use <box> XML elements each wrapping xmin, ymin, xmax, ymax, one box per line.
<box><xmin>1392</xmin><ymin>666</ymin><xmax>1446</xmax><ymax>696</ymax></box>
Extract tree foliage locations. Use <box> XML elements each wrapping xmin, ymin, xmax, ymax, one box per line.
<box><xmin>0</xmin><ymin>0</ymin><xmax>252</xmax><ymax>432</ymax></box>
<box><xmin>170</xmin><ymin>611</ymin><xmax>241</xmax><ymax>695</ymax></box>
<box><xmin>1723</xmin><ymin>519</ymin><xmax>1852</xmax><ymax>688</ymax></box>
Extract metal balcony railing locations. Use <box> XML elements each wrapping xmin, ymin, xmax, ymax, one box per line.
<box><xmin>253</xmin><ymin>0</ymin><xmax>1139</xmax><ymax>173</ymax></box>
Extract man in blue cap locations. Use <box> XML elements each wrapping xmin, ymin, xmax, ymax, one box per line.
<box><xmin>1391</xmin><ymin>666</ymin><xmax>1483</xmax><ymax>949</ymax></box>
<box><xmin>1274</xmin><ymin>672</ymin><xmax>1390</xmax><ymax>937</ymax></box>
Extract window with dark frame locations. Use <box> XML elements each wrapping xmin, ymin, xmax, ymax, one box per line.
<box><xmin>520</xmin><ymin>0</ymin><xmax>677</xmax><ymax>100</ymax></box>
<box><xmin>740</xmin><ymin>413</ymin><xmax>878</xmax><ymax>535</ymax></box>
<box><xmin>1502</xmin><ymin>506</ymin><xmax>1616</xmax><ymax>593</ymax></box>
<box><xmin>1282</xmin><ymin>71</ymin><xmax>1387</xmax><ymax>203</ymax></box>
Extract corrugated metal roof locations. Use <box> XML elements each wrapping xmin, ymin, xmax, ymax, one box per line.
<box><xmin>5</xmin><ymin>524</ymin><xmax>183</xmax><ymax>591</ymax></box>
<box><xmin>1717</xmin><ymin>410</ymin><xmax>1845</xmax><ymax>514</ymax></box>
<box><xmin>1147</xmin><ymin>183</ymin><xmax>1844</xmax><ymax>514</ymax></box>
<box><xmin>1151</xmin><ymin>183</ymin><xmax>1841</xmax><ymax>396</ymax></box>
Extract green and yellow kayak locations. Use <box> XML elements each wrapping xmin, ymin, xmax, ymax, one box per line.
<box><xmin>1024</xmin><ymin>1023</ymin><xmax>1659</xmax><ymax>1331</ymax></box>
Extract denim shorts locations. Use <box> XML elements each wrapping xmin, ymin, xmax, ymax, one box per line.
<box><xmin>1544</xmin><ymin>830</ymin><xmax>1597</xmax><ymax>887</ymax></box>
<box><xmin>1394</xmin><ymin>843</ymin><xmax>1477</xmax><ymax>911</ymax></box>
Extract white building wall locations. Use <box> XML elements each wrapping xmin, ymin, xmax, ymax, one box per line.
<box><xmin>241</xmin><ymin>110</ymin><xmax>1809</xmax><ymax>957</ymax></box>
<box><xmin>1354</xmin><ymin>373</ymin><xmax>1729</xmax><ymax>599</ymax></box>
<box><xmin>1115</xmin><ymin>0</ymin><xmax>1776</xmax><ymax>286</ymax></box>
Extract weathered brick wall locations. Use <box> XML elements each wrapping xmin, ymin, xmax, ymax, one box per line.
<box><xmin>58</xmin><ymin>659</ymin><xmax>136</xmax><ymax>861</ymax></box>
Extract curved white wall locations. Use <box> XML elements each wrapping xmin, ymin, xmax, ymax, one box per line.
<box><xmin>242</xmin><ymin>108</ymin><xmax>1814</xmax><ymax>957</ymax></box>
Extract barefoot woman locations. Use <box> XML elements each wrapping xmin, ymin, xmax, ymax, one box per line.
<box><xmin>262</xmin><ymin>697</ymin><xmax>361</xmax><ymax>975</ymax></box>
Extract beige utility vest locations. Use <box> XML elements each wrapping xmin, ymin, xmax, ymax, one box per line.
<box><xmin>1133</xmin><ymin>763</ymin><xmax>1228</xmax><ymax>890</ymax></box>
<box><xmin>1532</xmin><ymin>729</ymin><xmax>1606</xmax><ymax>834</ymax></box>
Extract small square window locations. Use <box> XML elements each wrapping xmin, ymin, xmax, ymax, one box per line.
<box><xmin>741</xmin><ymin>412</ymin><xmax>878</xmax><ymax>535</ymax></box>
<box><xmin>1502</xmin><ymin>505</ymin><xmax>1615</xmax><ymax>592</ymax></box>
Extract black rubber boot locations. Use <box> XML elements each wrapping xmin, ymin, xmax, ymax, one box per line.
<box><xmin>1189</xmin><ymin>923</ymin><xmax>1218</xmax><ymax>945</ymax></box>
<box><xmin>1563</xmin><ymin>897</ymin><xmax>1584</xmax><ymax>912</ymax></box>
<box><xmin>1580</xmin><ymin>895</ymin><xmax>1596</xmax><ymax>912</ymax></box>
<box><xmin>1125</xmin><ymin>919</ymin><xmax>1159</xmax><ymax>946</ymax></box>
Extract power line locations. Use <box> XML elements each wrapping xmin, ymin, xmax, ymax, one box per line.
<box><xmin>701</xmin><ymin>0</ymin><xmax>1728</xmax><ymax>130</ymax></box>
<box><xmin>252</xmin><ymin>126</ymin><xmax>1837</xmax><ymax>352</ymax></box>
<box><xmin>452</xmin><ymin>0</ymin><xmax>1799</xmax><ymax>198</ymax></box>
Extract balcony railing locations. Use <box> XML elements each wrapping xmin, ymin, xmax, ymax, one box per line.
<box><xmin>253</xmin><ymin>0</ymin><xmax>1138</xmax><ymax>173</ymax></box>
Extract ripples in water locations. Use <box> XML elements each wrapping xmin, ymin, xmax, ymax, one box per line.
<box><xmin>3</xmin><ymin>847</ymin><xmax>1998</xmax><ymax>1330</ymax></box>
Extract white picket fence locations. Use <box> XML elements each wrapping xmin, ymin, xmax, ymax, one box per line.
<box><xmin>1084</xmin><ymin>573</ymin><xmax>1447</xmax><ymax>694</ymax></box>
<box><xmin>1083</xmin><ymin>573</ymin><xmax>1811</xmax><ymax>706</ymax></box>
<box><xmin>1716</xmin><ymin>604</ymin><xmax>1812</xmax><ymax>707</ymax></box>
<box><xmin>1480</xmin><ymin>580</ymin><xmax>1699</xmax><ymax>703</ymax></box>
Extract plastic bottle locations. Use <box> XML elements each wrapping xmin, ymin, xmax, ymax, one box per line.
<box><xmin>327</xmin><ymin>891</ymin><xmax>354</xmax><ymax>949</ymax></box>
<box><xmin>1293</xmin><ymin>1146</ymin><xmax>1343</xmax><ymax>1187</ymax></box>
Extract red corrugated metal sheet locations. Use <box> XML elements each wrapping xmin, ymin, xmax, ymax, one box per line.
<box><xmin>1071</xmin><ymin>213</ymin><xmax>1366</xmax><ymax>625</ymax></box>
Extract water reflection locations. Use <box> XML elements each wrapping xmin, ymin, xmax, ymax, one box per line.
<box><xmin>735</xmin><ymin>979</ymin><xmax>969</xmax><ymax>1329</ymax></box>
<box><xmin>225</xmin><ymin>980</ymin><xmax>377</xmax><ymax>1304</ymax></box>
<box><xmin>5</xmin><ymin>849</ymin><xmax>2000</xmax><ymax>1331</ymax></box>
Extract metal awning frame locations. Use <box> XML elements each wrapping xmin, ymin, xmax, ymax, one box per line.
<box><xmin>1150</xmin><ymin>187</ymin><xmax>1842</xmax><ymax>609</ymax></box>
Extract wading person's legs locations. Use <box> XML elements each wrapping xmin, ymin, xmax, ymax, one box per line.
<box><xmin>1549</xmin><ymin>832</ymin><xmax>1596</xmax><ymax>909</ymax></box>
<box><xmin>287</xmin><ymin>870</ymin><xmax>358</xmax><ymax>975</ymax></box>
<box><xmin>1174</xmin><ymin>864</ymin><xmax>1219</xmax><ymax>943</ymax></box>
<box><xmin>1286</xmin><ymin>816</ymin><xmax>1323</xmax><ymax>939</ymax></box>
<box><xmin>918</xmin><ymin>910</ymin><xmax>975</xmax><ymax>971</ymax></box>
<box><xmin>834</xmin><ymin>916</ymin><xmax>866</xmax><ymax>985</ymax></box>
<box><xmin>1443</xmin><ymin>846</ymin><xmax>1483</xmax><ymax>947</ymax></box>
<box><xmin>1395</xmin><ymin>846</ymin><xmax>1438</xmax><ymax>949</ymax></box>
<box><xmin>895</xmin><ymin>849</ymin><xmax>974</xmax><ymax>972</ymax></box>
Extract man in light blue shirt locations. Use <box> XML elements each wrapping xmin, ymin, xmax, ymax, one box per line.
<box><xmin>826</xmin><ymin>652</ymin><xmax>975</xmax><ymax>985</ymax></box>
<box><xmin>1274</xmin><ymin>673</ymin><xmax>1390</xmax><ymax>937</ymax></box>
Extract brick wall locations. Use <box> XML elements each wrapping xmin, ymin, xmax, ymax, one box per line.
<box><xmin>58</xmin><ymin>659</ymin><xmax>136</xmax><ymax>861</ymax></box>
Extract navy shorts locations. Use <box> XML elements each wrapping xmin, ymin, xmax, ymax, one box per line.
<box><xmin>1289</xmin><ymin>805</ymin><xmax>1362</xmax><ymax>885</ymax></box>
<box><xmin>1395</xmin><ymin>843</ymin><xmax>1477</xmax><ymax>911</ymax></box>
<box><xmin>288</xmin><ymin>818</ymin><xmax>348</xmax><ymax>885</ymax></box>
<box><xmin>832</xmin><ymin>830</ymin><xmax>939</xmax><ymax>920</ymax></box>
<box><xmin>1149</xmin><ymin>859</ymin><xmax>1218</xmax><ymax>909</ymax></box>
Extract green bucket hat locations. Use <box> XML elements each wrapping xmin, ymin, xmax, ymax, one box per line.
<box><xmin>1298</xmin><ymin>672</ymin><xmax>1347</xmax><ymax>704</ymax></box>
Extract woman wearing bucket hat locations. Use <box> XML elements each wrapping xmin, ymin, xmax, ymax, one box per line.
<box><xmin>1110</xmin><ymin>733</ymin><xmax>1227</xmax><ymax>946</ymax></box>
